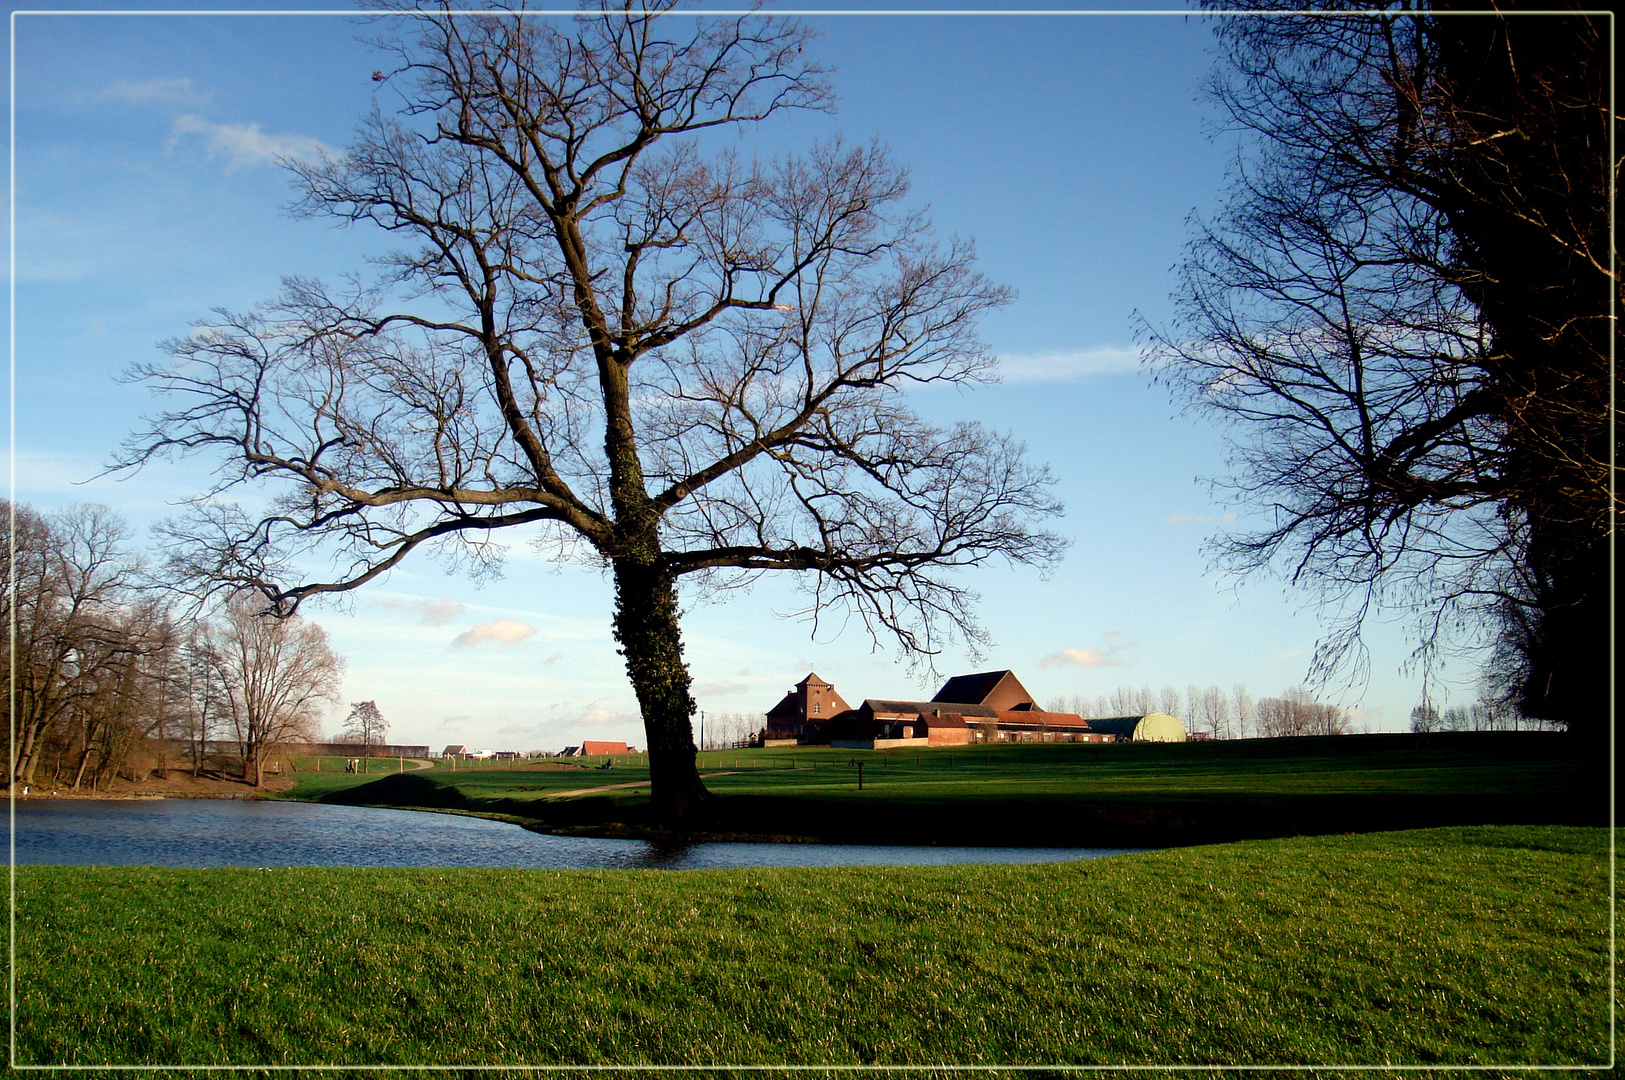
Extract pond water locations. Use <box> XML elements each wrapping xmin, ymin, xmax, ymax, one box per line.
<box><xmin>12</xmin><ymin>799</ymin><xmax>1138</xmax><ymax>870</ymax></box>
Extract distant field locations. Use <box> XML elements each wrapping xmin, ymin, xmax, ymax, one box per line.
<box><xmin>287</xmin><ymin>732</ymin><xmax>1606</xmax><ymax>846</ymax></box>
<box><xmin>14</xmin><ymin>826</ymin><xmax>1610</xmax><ymax>1070</ymax></box>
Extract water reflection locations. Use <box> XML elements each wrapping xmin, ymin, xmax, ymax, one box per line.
<box><xmin>12</xmin><ymin>799</ymin><xmax>1138</xmax><ymax>870</ymax></box>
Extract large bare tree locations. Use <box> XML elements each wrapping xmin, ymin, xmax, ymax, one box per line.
<box><xmin>203</xmin><ymin>595</ymin><xmax>343</xmax><ymax>788</ymax></box>
<box><xmin>119</xmin><ymin>7</ymin><xmax>1062</xmax><ymax>823</ymax></box>
<box><xmin>1145</xmin><ymin>7</ymin><xmax>1612</xmax><ymax>735</ymax></box>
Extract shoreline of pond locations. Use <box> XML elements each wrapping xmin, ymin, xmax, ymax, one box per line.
<box><xmin>12</xmin><ymin>798</ymin><xmax>1136</xmax><ymax>868</ymax></box>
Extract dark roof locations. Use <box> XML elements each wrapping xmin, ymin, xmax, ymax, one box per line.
<box><xmin>797</xmin><ymin>672</ymin><xmax>830</xmax><ymax>687</ymax></box>
<box><xmin>931</xmin><ymin>671</ymin><xmax>1011</xmax><ymax>706</ymax></box>
<box><xmin>765</xmin><ymin>691</ymin><xmax>801</xmax><ymax>719</ymax></box>
<box><xmin>1080</xmin><ymin>715</ymin><xmax>1152</xmax><ymax>736</ymax></box>
<box><xmin>994</xmin><ymin>710</ymin><xmax>1093</xmax><ymax>731</ymax></box>
<box><xmin>863</xmin><ymin>699</ymin><xmax>998</xmax><ymax>718</ymax></box>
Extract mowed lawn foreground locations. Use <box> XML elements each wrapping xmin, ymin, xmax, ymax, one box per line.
<box><xmin>15</xmin><ymin>826</ymin><xmax>1611</xmax><ymax>1069</ymax></box>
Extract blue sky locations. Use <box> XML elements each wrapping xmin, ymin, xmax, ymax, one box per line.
<box><xmin>6</xmin><ymin>4</ymin><xmax>1467</xmax><ymax>751</ymax></box>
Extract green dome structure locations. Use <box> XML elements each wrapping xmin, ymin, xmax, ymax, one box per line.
<box><xmin>1082</xmin><ymin>712</ymin><xmax>1187</xmax><ymax>742</ymax></box>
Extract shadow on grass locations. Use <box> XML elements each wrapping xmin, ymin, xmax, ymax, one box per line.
<box><xmin>320</xmin><ymin>732</ymin><xmax>1609</xmax><ymax>849</ymax></box>
<box><xmin>319</xmin><ymin>772</ymin><xmax>475</xmax><ymax>811</ymax></box>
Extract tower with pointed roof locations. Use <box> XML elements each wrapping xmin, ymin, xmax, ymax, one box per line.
<box><xmin>764</xmin><ymin>673</ymin><xmax>853</xmax><ymax>742</ymax></box>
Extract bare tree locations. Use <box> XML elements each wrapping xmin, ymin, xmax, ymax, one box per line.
<box><xmin>1158</xmin><ymin>685</ymin><xmax>1183</xmax><ymax>718</ymax></box>
<box><xmin>1231</xmin><ymin>684</ymin><xmax>1253</xmax><ymax>740</ymax></box>
<box><xmin>118</xmin><ymin>8</ymin><xmax>1061</xmax><ymax>824</ymax></box>
<box><xmin>1410</xmin><ymin>703</ymin><xmax>1441</xmax><ymax>734</ymax></box>
<box><xmin>343</xmin><ymin>700</ymin><xmax>390</xmax><ymax>758</ymax></box>
<box><xmin>1256</xmin><ymin>686</ymin><xmax>1348</xmax><ymax>738</ymax></box>
<box><xmin>3</xmin><ymin>503</ymin><xmax>148</xmax><ymax>788</ymax></box>
<box><xmin>203</xmin><ymin>596</ymin><xmax>343</xmax><ymax>787</ymax></box>
<box><xmin>1145</xmin><ymin>8</ymin><xmax>1612</xmax><ymax>736</ymax></box>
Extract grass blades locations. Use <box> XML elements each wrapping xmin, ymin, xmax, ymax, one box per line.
<box><xmin>13</xmin><ymin>826</ymin><xmax>1611</xmax><ymax>1069</ymax></box>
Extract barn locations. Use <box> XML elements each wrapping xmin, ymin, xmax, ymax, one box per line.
<box><xmin>1081</xmin><ymin>713</ymin><xmax>1187</xmax><ymax>742</ymax></box>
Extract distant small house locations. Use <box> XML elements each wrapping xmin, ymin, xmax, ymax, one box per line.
<box><xmin>581</xmin><ymin>740</ymin><xmax>630</xmax><ymax>756</ymax></box>
<box><xmin>493</xmin><ymin>750</ymin><xmax>523</xmax><ymax>760</ymax></box>
<box><xmin>442</xmin><ymin>744</ymin><xmax>468</xmax><ymax>758</ymax></box>
<box><xmin>560</xmin><ymin>746</ymin><xmax>582</xmax><ymax>757</ymax></box>
<box><xmin>468</xmin><ymin>748</ymin><xmax>495</xmax><ymax>759</ymax></box>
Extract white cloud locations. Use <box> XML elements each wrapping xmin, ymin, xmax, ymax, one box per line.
<box><xmin>169</xmin><ymin>114</ymin><xmax>328</xmax><ymax>173</ymax></box>
<box><xmin>996</xmin><ymin>346</ymin><xmax>1142</xmax><ymax>384</ymax></box>
<box><xmin>1039</xmin><ymin>642</ymin><xmax>1132</xmax><ymax>668</ymax></box>
<box><xmin>104</xmin><ymin>77</ymin><xmax>206</xmax><ymax>105</ymax></box>
<box><xmin>579</xmin><ymin>706</ymin><xmax>627</xmax><ymax>726</ymax></box>
<box><xmin>451</xmin><ymin>619</ymin><xmax>537</xmax><ymax>649</ymax></box>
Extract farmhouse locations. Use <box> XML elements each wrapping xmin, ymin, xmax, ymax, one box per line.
<box><xmin>765</xmin><ymin>673</ymin><xmax>854</xmax><ymax>743</ymax></box>
<box><xmin>772</xmin><ymin>669</ymin><xmax>1185</xmax><ymax>748</ymax></box>
<box><xmin>581</xmin><ymin>740</ymin><xmax>632</xmax><ymax>756</ymax></box>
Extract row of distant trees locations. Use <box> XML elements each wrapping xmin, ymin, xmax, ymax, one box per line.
<box><xmin>1044</xmin><ymin>683</ymin><xmax>1551</xmax><ymax>740</ymax></box>
<box><xmin>3</xmin><ymin>500</ymin><xmax>348</xmax><ymax>791</ymax></box>
<box><xmin>1045</xmin><ymin>684</ymin><xmax>1346</xmax><ymax>740</ymax></box>
<box><xmin>696</xmin><ymin>713</ymin><xmax>762</xmax><ymax>751</ymax></box>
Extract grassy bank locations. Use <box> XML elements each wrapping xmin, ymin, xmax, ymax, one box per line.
<box><xmin>13</xmin><ymin>826</ymin><xmax>1611</xmax><ymax>1070</ymax></box>
<box><xmin>293</xmin><ymin>732</ymin><xmax>1606</xmax><ymax>846</ymax></box>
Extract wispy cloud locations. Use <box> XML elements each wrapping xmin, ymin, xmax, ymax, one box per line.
<box><xmin>997</xmin><ymin>346</ymin><xmax>1141</xmax><ymax>384</ymax></box>
<box><xmin>451</xmin><ymin>619</ymin><xmax>537</xmax><ymax>648</ymax></box>
<box><xmin>104</xmin><ymin>77</ymin><xmax>207</xmax><ymax>105</ymax></box>
<box><xmin>416</xmin><ymin>598</ymin><xmax>466</xmax><ymax>626</ymax></box>
<box><xmin>372</xmin><ymin>596</ymin><xmax>468</xmax><ymax>626</ymax></box>
<box><xmin>169</xmin><ymin>114</ymin><xmax>328</xmax><ymax>173</ymax></box>
<box><xmin>1039</xmin><ymin>640</ymin><xmax>1133</xmax><ymax>668</ymax></box>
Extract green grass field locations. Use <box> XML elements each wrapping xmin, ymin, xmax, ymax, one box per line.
<box><xmin>291</xmin><ymin>732</ymin><xmax>1606</xmax><ymax>847</ymax></box>
<box><xmin>13</xmin><ymin>826</ymin><xmax>1611</xmax><ymax>1071</ymax></box>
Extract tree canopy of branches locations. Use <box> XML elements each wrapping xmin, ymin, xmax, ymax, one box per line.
<box><xmin>204</xmin><ymin>595</ymin><xmax>343</xmax><ymax>787</ymax></box>
<box><xmin>3</xmin><ymin>502</ymin><xmax>180</xmax><ymax>790</ymax></box>
<box><xmin>1255</xmin><ymin>687</ymin><xmax>1349</xmax><ymax>738</ymax></box>
<box><xmin>1145</xmin><ymin>6</ymin><xmax>1613</xmax><ymax>739</ymax></box>
<box><xmin>343</xmin><ymin>700</ymin><xmax>390</xmax><ymax>754</ymax></box>
<box><xmin>119</xmin><ymin>7</ymin><xmax>1062</xmax><ymax>822</ymax></box>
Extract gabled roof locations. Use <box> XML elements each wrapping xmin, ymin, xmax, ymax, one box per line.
<box><xmin>863</xmin><ymin>699</ymin><xmax>998</xmax><ymax>718</ymax></box>
<box><xmin>931</xmin><ymin>670</ymin><xmax>1034</xmax><ymax>709</ymax></box>
<box><xmin>766</xmin><ymin>691</ymin><xmax>801</xmax><ymax>718</ymax></box>
<box><xmin>796</xmin><ymin>672</ymin><xmax>830</xmax><ymax>688</ymax></box>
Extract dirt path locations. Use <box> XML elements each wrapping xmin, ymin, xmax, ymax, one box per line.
<box><xmin>544</xmin><ymin>771</ymin><xmax>739</xmax><ymax>799</ymax></box>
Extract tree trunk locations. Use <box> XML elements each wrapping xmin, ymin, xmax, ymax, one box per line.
<box><xmin>611</xmin><ymin>557</ymin><xmax>713</xmax><ymax>826</ymax></box>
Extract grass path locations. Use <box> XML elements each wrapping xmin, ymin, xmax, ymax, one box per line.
<box><xmin>542</xmin><ymin>771</ymin><xmax>741</xmax><ymax>799</ymax></box>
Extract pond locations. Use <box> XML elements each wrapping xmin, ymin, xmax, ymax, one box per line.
<box><xmin>12</xmin><ymin>798</ymin><xmax>1140</xmax><ymax>870</ymax></box>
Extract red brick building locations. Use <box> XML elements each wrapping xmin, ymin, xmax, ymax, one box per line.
<box><xmin>770</xmin><ymin>669</ymin><xmax>1166</xmax><ymax>748</ymax></box>
<box><xmin>765</xmin><ymin>673</ymin><xmax>853</xmax><ymax>743</ymax></box>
